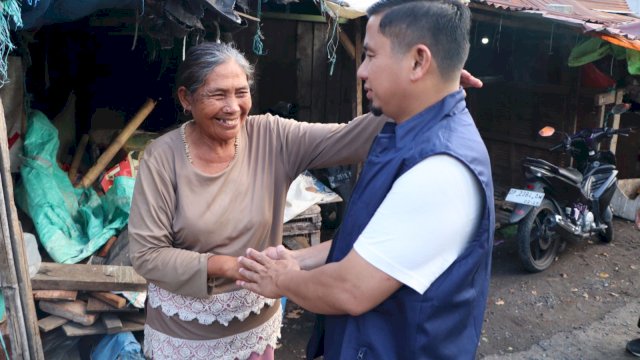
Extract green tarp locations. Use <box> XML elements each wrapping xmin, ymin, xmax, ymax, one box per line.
<box><xmin>16</xmin><ymin>110</ymin><xmax>134</xmax><ymax>264</ymax></box>
<box><xmin>569</xmin><ymin>37</ymin><xmax>640</xmax><ymax>75</ymax></box>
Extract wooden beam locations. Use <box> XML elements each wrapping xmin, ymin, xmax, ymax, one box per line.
<box><xmin>355</xmin><ymin>19</ymin><xmax>363</xmax><ymax>117</ymax></box>
<box><xmin>86</xmin><ymin>296</ymin><xmax>139</xmax><ymax>313</ymax></box>
<box><xmin>101</xmin><ymin>313</ymin><xmax>123</xmax><ymax>334</ymax></box>
<box><xmin>33</xmin><ymin>290</ymin><xmax>78</xmax><ymax>302</ymax></box>
<box><xmin>595</xmin><ymin>91</ymin><xmax>616</xmax><ymax>106</ymax></box>
<box><xmin>39</xmin><ymin>300</ymin><xmax>98</xmax><ymax>326</ymax></box>
<box><xmin>37</xmin><ymin>316</ymin><xmax>68</xmax><ymax>333</ymax></box>
<box><xmin>62</xmin><ymin>319</ymin><xmax>143</xmax><ymax>337</ymax></box>
<box><xmin>31</xmin><ymin>263</ymin><xmax>147</xmax><ymax>292</ymax></box>
<box><xmin>338</xmin><ymin>31</ymin><xmax>356</xmax><ymax>60</ymax></box>
<box><xmin>262</xmin><ymin>12</ymin><xmax>348</xmax><ymax>24</ymax></box>
<box><xmin>90</xmin><ymin>292</ymin><xmax>126</xmax><ymax>309</ymax></box>
<box><xmin>0</xmin><ymin>99</ymin><xmax>43</xmax><ymax>359</ymax></box>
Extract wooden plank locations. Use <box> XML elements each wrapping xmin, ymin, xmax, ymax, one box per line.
<box><xmin>311</xmin><ymin>22</ymin><xmax>328</xmax><ymax>122</ymax></box>
<box><xmin>594</xmin><ymin>90</ymin><xmax>616</xmax><ymax>106</ymax></box>
<box><xmin>0</xmin><ymin>97</ymin><xmax>43</xmax><ymax>359</ymax></box>
<box><xmin>37</xmin><ymin>316</ymin><xmax>68</xmax><ymax>333</ymax></box>
<box><xmin>86</xmin><ymin>296</ymin><xmax>139</xmax><ymax>313</ymax></box>
<box><xmin>97</xmin><ymin>235</ymin><xmax>118</xmax><ymax>257</ymax></box>
<box><xmin>283</xmin><ymin>222</ymin><xmax>321</xmax><ymax>235</ymax></box>
<box><xmin>31</xmin><ymin>263</ymin><xmax>147</xmax><ymax>292</ymax></box>
<box><xmin>261</xmin><ymin>12</ymin><xmax>347</xmax><ymax>24</ymax></box>
<box><xmin>609</xmin><ymin>89</ymin><xmax>625</xmax><ymax>154</ymax></box>
<box><xmin>33</xmin><ymin>290</ymin><xmax>77</xmax><ymax>302</ymax></box>
<box><xmin>101</xmin><ymin>313</ymin><xmax>123</xmax><ymax>334</ymax></box>
<box><xmin>296</xmin><ymin>22</ymin><xmax>313</xmax><ymax>121</ymax></box>
<box><xmin>39</xmin><ymin>300</ymin><xmax>98</xmax><ymax>326</ymax></box>
<box><xmin>338</xmin><ymin>31</ymin><xmax>355</xmax><ymax>60</ymax></box>
<box><xmin>90</xmin><ymin>292</ymin><xmax>126</xmax><ymax>309</ymax></box>
<box><xmin>62</xmin><ymin>320</ymin><xmax>143</xmax><ymax>337</ymax></box>
<box><xmin>120</xmin><ymin>311</ymin><xmax>146</xmax><ymax>325</ymax></box>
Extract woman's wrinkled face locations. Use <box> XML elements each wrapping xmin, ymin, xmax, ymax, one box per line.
<box><xmin>185</xmin><ymin>60</ymin><xmax>252</xmax><ymax>142</ymax></box>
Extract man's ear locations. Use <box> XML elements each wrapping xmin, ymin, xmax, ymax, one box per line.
<box><xmin>177</xmin><ymin>86</ymin><xmax>193</xmax><ymax>110</ymax></box>
<box><xmin>409</xmin><ymin>44</ymin><xmax>432</xmax><ymax>81</ymax></box>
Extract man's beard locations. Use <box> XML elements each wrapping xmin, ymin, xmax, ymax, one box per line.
<box><xmin>370</xmin><ymin>104</ymin><xmax>383</xmax><ymax>116</ymax></box>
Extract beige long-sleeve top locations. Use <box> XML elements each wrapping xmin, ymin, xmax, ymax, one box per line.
<box><xmin>128</xmin><ymin>113</ymin><xmax>385</xmax><ymax>342</ymax></box>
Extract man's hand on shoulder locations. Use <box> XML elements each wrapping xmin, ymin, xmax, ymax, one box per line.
<box><xmin>461</xmin><ymin>69</ymin><xmax>483</xmax><ymax>89</ymax></box>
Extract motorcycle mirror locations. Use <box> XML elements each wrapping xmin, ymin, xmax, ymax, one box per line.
<box><xmin>610</xmin><ymin>103</ymin><xmax>631</xmax><ymax>115</ymax></box>
<box><xmin>538</xmin><ymin>126</ymin><xmax>556</xmax><ymax>137</ymax></box>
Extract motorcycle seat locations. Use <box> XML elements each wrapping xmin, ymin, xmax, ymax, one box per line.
<box><xmin>558</xmin><ymin>167</ymin><xmax>582</xmax><ymax>184</ymax></box>
<box><xmin>523</xmin><ymin>157</ymin><xmax>582</xmax><ymax>183</ymax></box>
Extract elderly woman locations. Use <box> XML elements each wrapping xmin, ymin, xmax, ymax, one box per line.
<box><xmin>127</xmin><ymin>42</ymin><xmax>386</xmax><ymax>359</ymax></box>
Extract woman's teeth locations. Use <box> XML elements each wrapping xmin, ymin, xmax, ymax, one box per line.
<box><xmin>216</xmin><ymin>118</ymin><xmax>239</xmax><ymax>126</ymax></box>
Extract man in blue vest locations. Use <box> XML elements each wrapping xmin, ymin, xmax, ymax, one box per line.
<box><xmin>238</xmin><ymin>0</ymin><xmax>494</xmax><ymax>358</ymax></box>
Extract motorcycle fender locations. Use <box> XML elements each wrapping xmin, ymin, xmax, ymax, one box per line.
<box><xmin>509</xmin><ymin>203</ymin><xmax>534</xmax><ymax>223</ymax></box>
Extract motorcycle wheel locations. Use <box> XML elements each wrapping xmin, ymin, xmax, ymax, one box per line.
<box><xmin>598</xmin><ymin>207</ymin><xmax>614</xmax><ymax>243</ymax></box>
<box><xmin>517</xmin><ymin>199</ymin><xmax>561</xmax><ymax>272</ymax></box>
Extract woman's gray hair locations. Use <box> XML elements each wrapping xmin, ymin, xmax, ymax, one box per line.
<box><xmin>175</xmin><ymin>42</ymin><xmax>254</xmax><ymax>96</ymax></box>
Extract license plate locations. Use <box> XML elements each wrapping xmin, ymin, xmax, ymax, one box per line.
<box><xmin>505</xmin><ymin>188</ymin><xmax>545</xmax><ymax>206</ymax></box>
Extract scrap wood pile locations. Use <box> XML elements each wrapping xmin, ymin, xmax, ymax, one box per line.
<box><xmin>30</xmin><ymin>246</ymin><xmax>148</xmax><ymax>338</ymax></box>
<box><xmin>8</xmin><ymin>98</ymin><xmax>159</xmax><ymax>356</ymax></box>
<box><xmin>34</xmin><ymin>290</ymin><xmax>144</xmax><ymax>336</ymax></box>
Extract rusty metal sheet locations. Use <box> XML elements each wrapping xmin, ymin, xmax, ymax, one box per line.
<box><xmin>474</xmin><ymin>0</ymin><xmax>631</xmax><ymax>25</ymax></box>
<box><xmin>472</xmin><ymin>0</ymin><xmax>640</xmax><ymax>41</ymax></box>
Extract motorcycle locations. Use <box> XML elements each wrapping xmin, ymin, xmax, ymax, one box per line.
<box><xmin>507</xmin><ymin>104</ymin><xmax>634</xmax><ymax>272</ymax></box>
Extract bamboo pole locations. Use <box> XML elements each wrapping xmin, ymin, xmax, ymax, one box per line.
<box><xmin>68</xmin><ymin>134</ymin><xmax>89</xmax><ymax>184</ymax></box>
<box><xmin>77</xmin><ymin>98</ymin><xmax>156</xmax><ymax>189</ymax></box>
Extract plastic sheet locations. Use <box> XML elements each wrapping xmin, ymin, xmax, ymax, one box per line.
<box><xmin>16</xmin><ymin>110</ymin><xmax>134</xmax><ymax>264</ymax></box>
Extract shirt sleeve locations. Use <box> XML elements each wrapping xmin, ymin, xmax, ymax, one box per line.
<box><xmin>128</xmin><ymin>143</ymin><xmax>211</xmax><ymax>298</ymax></box>
<box><xmin>353</xmin><ymin>155</ymin><xmax>484</xmax><ymax>294</ymax></box>
<box><xmin>270</xmin><ymin>113</ymin><xmax>388</xmax><ymax>179</ymax></box>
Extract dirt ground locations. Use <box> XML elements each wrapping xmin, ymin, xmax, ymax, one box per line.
<box><xmin>276</xmin><ymin>218</ymin><xmax>640</xmax><ymax>359</ymax></box>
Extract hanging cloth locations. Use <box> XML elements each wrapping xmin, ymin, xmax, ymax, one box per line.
<box><xmin>0</xmin><ymin>0</ymin><xmax>22</xmax><ymax>86</ymax></box>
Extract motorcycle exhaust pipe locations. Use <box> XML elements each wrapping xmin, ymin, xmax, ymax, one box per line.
<box><xmin>553</xmin><ymin>215</ymin><xmax>590</xmax><ymax>238</ymax></box>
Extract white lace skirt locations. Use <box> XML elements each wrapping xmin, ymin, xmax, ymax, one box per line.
<box><xmin>144</xmin><ymin>283</ymin><xmax>281</xmax><ymax>360</ymax></box>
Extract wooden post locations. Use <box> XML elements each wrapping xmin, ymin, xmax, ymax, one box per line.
<box><xmin>354</xmin><ymin>19</ymin><xmax>364</xmax><ymax>178</ymax></box>
<box><xmin>338</xmin><ymin>31</ymin><xmax>356</xmax><ymax>61</ymax></box>
<box><xmin>594</xmin><ymin>89</ymin><xmax>625</xmax><ymax>154</ymax></box>
<box><xmin>609</xmin><ymin>89</ymin><xmax>625</xmax><ymax>154</ymax></box>
<box><xmin>355</xmin><ymin>19</ymin><xmax>363</xmax><ymax>118</ymax></box>
<box><xmin>0</xmin><ymin>101</ymin><xmax>44</xmax><ymax>359</ymax></box>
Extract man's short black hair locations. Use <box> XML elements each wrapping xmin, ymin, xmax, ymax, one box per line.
<box><xmin>367</xmin><ymin>0</ymin><xmax>471</xmax><ymax>81</ymax></box>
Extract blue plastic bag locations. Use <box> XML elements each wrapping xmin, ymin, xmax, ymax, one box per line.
<box><xmin>91</xmin><ymin>332</ymin><xmax>144</xmax><ymax>360</ymax></box>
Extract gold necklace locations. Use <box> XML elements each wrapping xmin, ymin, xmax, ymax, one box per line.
<box><xmin>181</xmin><ymin>121</ymin><xmax>238</xmax><ymax>168</ymax></box>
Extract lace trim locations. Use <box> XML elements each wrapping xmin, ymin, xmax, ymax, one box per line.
<box><xmin>144</xmin><ymin>305</ymin><xmax>281</xmax><ymax>360</ymax></box>
<box><xmin>148</xmin><ymin>283</ymin><xmax>277</xmax><ymax>326</ymax></box>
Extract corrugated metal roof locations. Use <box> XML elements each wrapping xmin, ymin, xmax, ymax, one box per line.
<box><xmin>471</xmin><ymin>0</ymin><xmax>640</xmax><ymax>40</ymax></box>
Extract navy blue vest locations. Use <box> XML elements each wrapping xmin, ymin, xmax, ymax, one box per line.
<box><xmin>308</xmin><ymin>90</ymin><xmax>495</xmax><ymax>360</ymax></box>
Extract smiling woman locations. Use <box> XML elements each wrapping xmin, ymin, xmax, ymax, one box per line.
<box><xmin>127</xmin><ymin>42</ymin><xmax>388</xmax><ymax>360</ymax></box>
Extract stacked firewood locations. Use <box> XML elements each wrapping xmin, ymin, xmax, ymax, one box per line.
<box><xmin>30</xmin><ymin>262</ymin><xmax>147</xmax><ymax>338</ymax></box>
<box><xmin>34</xmin><ymin>290</ymin><xmax>144</xmax><ymax>337</ymax></box>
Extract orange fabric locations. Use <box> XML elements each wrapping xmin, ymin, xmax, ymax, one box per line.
<box><xmin>598</xmin><ymin>34</ymin><xmax>640</xmax><ymax>52</ymax></box>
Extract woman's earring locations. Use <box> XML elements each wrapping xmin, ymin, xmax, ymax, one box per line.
<box><xmin>183</xmin><ymin>108</ymin><xmax>190</xmax><ymax>115</ymax></box>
